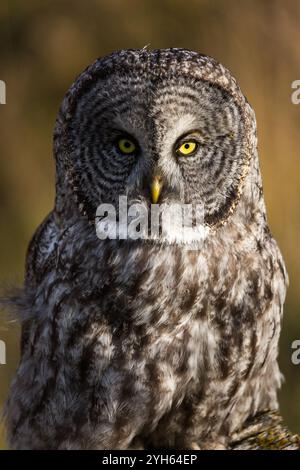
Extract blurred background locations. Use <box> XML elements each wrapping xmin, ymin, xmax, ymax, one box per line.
<box><xmin>0</xmin><ymin>0</ymin><xmax>300</xmax><ymax>449</ymax></box>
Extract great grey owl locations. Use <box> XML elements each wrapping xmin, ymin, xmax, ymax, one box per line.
<box><xmin>5</xmin><ymin>48</ymin><xmax>287</xmax><ymax>450</ymax></box>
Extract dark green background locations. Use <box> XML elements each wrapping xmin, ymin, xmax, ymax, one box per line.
<box><xmin>0</xmin><ymin>0</ymin><xmax>300</xmax><ymax>448</ymax></box>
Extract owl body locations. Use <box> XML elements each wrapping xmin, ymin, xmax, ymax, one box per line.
<box><xmin>5</xmin><ymin>49</ymin><xmax>287</xmax><ymax>449</ymax></box>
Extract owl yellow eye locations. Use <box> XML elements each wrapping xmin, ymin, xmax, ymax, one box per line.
<box><xmin>117</xmin><ymin>138</ymin><xmax>136</xmax><ymax>154</ymax></box>
<box><xmin>177</xmin><ymin>141</ymin><xmax>198</xmax><ymax>156</ymax></box>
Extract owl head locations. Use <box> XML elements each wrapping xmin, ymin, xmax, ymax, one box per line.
<box><xmin>54</xmin><ymin>49</ymin><xmax>264</xmax><ymax>243</ymax></box>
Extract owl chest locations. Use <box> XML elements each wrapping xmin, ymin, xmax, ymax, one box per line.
<box><xmin>111</xmin><ymin>252</ymin><xmax>274</xmax><ymax>398</ymax></box>
<box><xmin>62</xmin><ymin>242</ymin><xmax>275</xmax><ymax>397</ymax></box>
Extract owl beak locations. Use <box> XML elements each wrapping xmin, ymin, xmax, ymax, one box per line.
<box><xmin>151</xmin><ymin>176</ymin><xmax>163</xmax><ymax>204</ymax></box>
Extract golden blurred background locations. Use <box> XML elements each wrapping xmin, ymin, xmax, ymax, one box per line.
<box><xmin>0</xmin><ymin>0</ymin><xmax>300</xmax><ymax>449</ymax></box>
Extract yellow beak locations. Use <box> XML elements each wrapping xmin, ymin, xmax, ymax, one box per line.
<box><xmin>151</xmin><ymin>176</ymin><xmax>162</xmax><ymax>204</ymax></box>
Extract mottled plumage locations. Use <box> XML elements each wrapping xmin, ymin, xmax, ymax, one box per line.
<box><xmin>5</xmin><ymin>49</ymin><xmax>287</xmax><ymax>449</ymax></box>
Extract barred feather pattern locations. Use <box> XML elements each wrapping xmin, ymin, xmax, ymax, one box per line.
<box><xmin>4</xmin><ymin>49</ymin><xmax>288</xmax><ymax>450</ymax></box>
